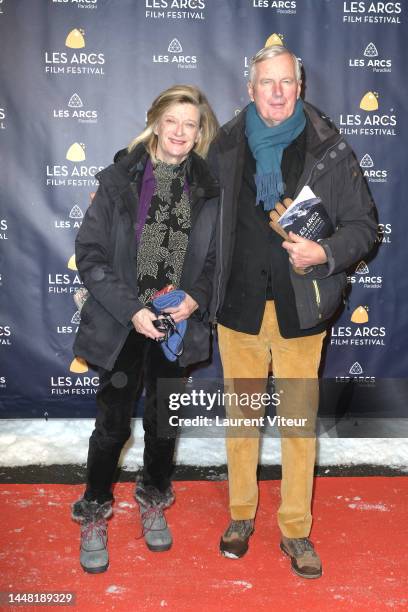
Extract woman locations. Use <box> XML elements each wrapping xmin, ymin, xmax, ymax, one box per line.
<box><xmin>71</xmin><ymin>85</ymin><xmax>219</xmax><ymax>573</ymax></box>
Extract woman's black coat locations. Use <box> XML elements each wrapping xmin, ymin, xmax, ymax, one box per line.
<box><xmin>73</xmin><ymin>144</ymin><xmax>219</xmax><ymax>371</ymax></box>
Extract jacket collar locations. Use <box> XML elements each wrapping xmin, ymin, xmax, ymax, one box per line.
<box><xmin>217</xmin><ymin>101</ymin><xmax>352</xmax><ymax>199</ymax></box>
<box><xmin>96</xmin><ymin>142</ymin><xmax>219</xmax><ymax>223</ymax></box>
<box><xmin>108</xmin><ymin>142</ymin><xmax>219</xmax><ymax>198</ymax></box>
<box><xmin>185</xmin><ymin>150</ymin><xmax>219</xmax><ymax>200</ymax></box>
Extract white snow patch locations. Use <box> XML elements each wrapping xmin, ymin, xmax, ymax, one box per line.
<box><xmin>0</xmin><ymin>419</ymin><xmax>407</xmax><ymax>468</ymax></box>
<box><xmin>17</xmin><ymin>499</ymin><xmax>33</xmax><ymax>507</ymax></box>
<box><xmin>118</xmin><ymin>501</ymin><xmax>134</xmax><ymax>508</ymax></box>
<box><xmin>160</xmin><ymin>601</ymin><xmax>168</xmax><ymax>607</ymax></box>
<box><xmin>213</xmin><ymin>580</ymin><xmax>253</xmax><ymax>591</ymax></box>
<box><xmin>106</xmin><ymin>585</ymin><xmax>127</xmax><ymax>594</ymax></box>
<box><xmin>231</xmin><ymin>580</ymin><xmax>253</xmax><ymax>590</ymax></box>
<box><xmin>348</xmin><ymin>502</ymin><xmax>390</xmax><ymax>512</ymax></box>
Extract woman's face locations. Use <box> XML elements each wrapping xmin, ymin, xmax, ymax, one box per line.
<box><xmin>154</xmin><ymin>102</ymin><xmax>201</xmax><ymax>165</ymax></box>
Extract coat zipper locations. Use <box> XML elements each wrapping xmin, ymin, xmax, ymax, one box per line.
<box><xmin>312</xmin><ymin>279</ymin><xmax>322</xmax><ymax>319</ymax></box>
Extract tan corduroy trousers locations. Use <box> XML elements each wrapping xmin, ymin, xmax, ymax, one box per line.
<box><xmin>218</xmin><ymin>301</ymin><xmax>326</xmax><ymax>538</ymax></box>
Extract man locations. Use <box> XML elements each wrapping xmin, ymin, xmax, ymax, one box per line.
<box><xmin>208</xmin><ymin>45</ymin><xmax>377</xmax><ymax>578</ymax></box>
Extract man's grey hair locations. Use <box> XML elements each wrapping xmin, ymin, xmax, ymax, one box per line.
<box><xmin>249</xmin><ymin>45</ymin><xmax>302</xmax><ymax>84</ymax></box>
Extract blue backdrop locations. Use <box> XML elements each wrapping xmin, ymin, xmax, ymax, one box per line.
<box><xmin>0</xmin><ymin>0</ymin><xmax>407</xmax><ymax>418</ymax></box>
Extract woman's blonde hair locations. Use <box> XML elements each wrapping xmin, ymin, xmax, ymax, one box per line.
<box><xmin>128</xmin><ymin>84</ymin><xmax>219</xmax><ymax>162</ymax></box>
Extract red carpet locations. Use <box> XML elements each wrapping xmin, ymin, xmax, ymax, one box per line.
<box><xmin>1</xmin><ymin>478</ymin><xmax>407</xmax><ymax>611</ymax></box>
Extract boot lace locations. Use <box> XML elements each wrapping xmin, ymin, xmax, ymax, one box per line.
<box><xmin>82</xmin><ymin>518</ymin><xmax>107</xmax><ymax>544</ymax></box>
<box><xmin>136</xmin><ymin>505</ymin><xmax>165</xmax><ymax>539</ymax></box>
<box><xmin>288</xmin><ymin>538</ymin><xmax>315</xmax><ymax>557</ymax></box>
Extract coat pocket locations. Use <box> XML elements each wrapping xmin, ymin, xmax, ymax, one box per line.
<box><xmin>309</xmin><ymin>272</ymin><xmax>347</xmax><ymax>324</ymax></box>
<box><xmin>292</xmin><ymin>270</ymin><xmax>347</xmax><ymax>329</ymax></box>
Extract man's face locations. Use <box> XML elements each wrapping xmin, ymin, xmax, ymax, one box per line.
<box><xmin>248</xmin><ymin>53</ymin><xmax>301</xmax><ymax>126</ymax></box>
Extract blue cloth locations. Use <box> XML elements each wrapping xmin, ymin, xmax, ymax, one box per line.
<box><xmin>151</xmin><ymin>290</ymin><xmax>187</xmax><ymax>362</ymax></box>
<box><xmin>245</xmin><ymin>98</ymin><xmax>306</xmax><ymax>211</ymax></box>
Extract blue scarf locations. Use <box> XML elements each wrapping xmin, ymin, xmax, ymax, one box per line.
<box><xmin>245</xmin><ymin>99</ymin><xmax>306</xmax><ymax>211</ymax></box>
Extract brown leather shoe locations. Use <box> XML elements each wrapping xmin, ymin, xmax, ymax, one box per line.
<box><xmin>220</xmin><ymin>519</ymin><xmax>254</xmax><ymax>559</ymax></box>
<box><xmin>280</xmin><ymin>536</ymin><xmax>322</xmax><ymax>579</ymax></box>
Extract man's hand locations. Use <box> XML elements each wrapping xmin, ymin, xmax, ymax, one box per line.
<box><xmin>163</xmin><ymin>293</ymin><xmax>198</xmax><ymax>323</ymax></box>
<box><xmin>132</xmin><ymin>308</ymin><xmax>164</xmax><ymax>340</ymax></box>
<box><xmin>282</xmin><ymin>232</ymin><xmax>328</xmax><ymax>270</ymax></box>
<box><xmin>269</xmin><ymin>198</ymin><xmax>325</xmax><ymax>274</ymax></box>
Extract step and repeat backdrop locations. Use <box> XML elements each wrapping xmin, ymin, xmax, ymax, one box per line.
<box><xmin>0</xmin><ymin>0</ymin><xmax>407</xmax><ymax>419</ymax></box>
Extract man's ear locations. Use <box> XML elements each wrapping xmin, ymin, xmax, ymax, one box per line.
<box><xmin>247</xmin><ymin>81</ymin><xmax>255</xmax><ymax>102</ymax></box>
<box><xmin>297</xmin><ymin>81</ymin><xmax>302</xmax><ymax>99</ymax></box>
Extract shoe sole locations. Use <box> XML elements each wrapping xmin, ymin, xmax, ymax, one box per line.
<box><xmin>280</xmin><ymin>543</ymin><xmax>322</xmax><ymax>579</ymax></box>
<box><xmin>220</xmin><ymin>550</ymin><xmax>241</xmax><ymax>560</ymax></box>
<box><xmin>220</xmin><ymin>535</ymin><xmax>252</xmax><ymax>560</ymax></box>
<box><xmin>80</xmin><ymin>561</ymin><xmax>109</xmax><ymax>574</ymax></box>
<box><xmin>145</xmin><ymin>541</ymin><xmax>172</xmax><ymax>552</ymax></box>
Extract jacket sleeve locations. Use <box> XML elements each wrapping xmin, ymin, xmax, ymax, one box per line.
<box><xmin>75</xmin><ymin>182</ymin><xmax>144</xmax><ymax>327</ymax></box>
<box><xmin>314</xmin><ymin>154</ymin><xmax>378</xmax><ymax>277</ymax></box>
<box><xmin>187</xmin><ymin>212</ymin><xmax>217</xmax><ymax>316</ymax></box>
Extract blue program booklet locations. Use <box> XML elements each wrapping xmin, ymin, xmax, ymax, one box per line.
<box><xmin>278</xmin><ymin>186</ymin><xmax>334</xmax><ymax>241</ymax></box>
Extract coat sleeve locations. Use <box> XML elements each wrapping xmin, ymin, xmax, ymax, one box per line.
<box><xmin>315</xmin><ymin>154</ymin><xmax>378</xmax><ymax>277</ymax></box>
<box><xmin>186</xmin><ymin>210</ymin><xmax>217</xmax><ymax>316</ymax></box>
<box><xmin>75</xmin><ymin>183</ymin><xmax>144</xmax><ymax>327</ymax></box>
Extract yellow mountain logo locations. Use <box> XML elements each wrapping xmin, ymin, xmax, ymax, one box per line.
<box><xmin>351</xmin><ymin>306</ymin><xmax>369</xmax><ymax>324</ymax></box>
<box><xmin>65</xmin><ymin>29</ymin><xmax>85</xmax><ymax>49</ymax></box>
<box><xmin>359</xmin><ymin>91</ymin><xmax>379</xmax><ymax>111</ymax></box>
<box><xmin>265</xmin><ymin>33</ymin><xmax>284</xmax><ymax>47</ymax></box>
<box><xmin>66</xmin><ymin>142</ymin><xmax>86</xmax><ymax>162</ymax></box>
<box><xmin>70</xmin><ymin>357</ymin><xmax>88</xmax><ymax>373</ymax></box>
<box><xmin>67</xmin><ymin>254</ymin><xmax>77</xmax><ymax>271</ymax></box>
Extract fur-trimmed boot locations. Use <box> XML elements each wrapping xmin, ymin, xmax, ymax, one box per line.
<box><xmin>135</xmin><ymin>484</ymin><xmax>175</xmax><ymax>552</ymax></box>
<box><xmin>72</xmin><ymin>498</ymin><xmax>112</xmax><ymax>573</ymax></box>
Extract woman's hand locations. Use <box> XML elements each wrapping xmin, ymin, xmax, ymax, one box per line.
<box><xmin>164</xmin><ymin>293</ymin><xmax>198</xmax><ymax>323</ymax></box>
<box><xmin>131</xmin><ymin>308</ymin><xmax>164</xmax><ymax>340</ymax></box>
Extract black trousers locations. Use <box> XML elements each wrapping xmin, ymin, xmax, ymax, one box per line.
<box><xmin>84</xmin><ymin>329</ymin><xmax>184</xmax><ymax>504</ymax></box>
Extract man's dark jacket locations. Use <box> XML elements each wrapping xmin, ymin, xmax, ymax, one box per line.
<box><xmin>208</xmin><ymin>102</ymin><xmax>378</xmax><ymax>334</ymax></box>
<box><xmin>73</xmin><ymin>143</ymin><xmax>219</xmax><ymax>371</ymax></box>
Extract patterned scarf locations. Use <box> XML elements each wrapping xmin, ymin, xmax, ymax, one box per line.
<box><xmin>245</xmin><ymin>98</ymin><xmax>306</xmax><ymax>211</ymax></box>
<box><xmin>137</xmin><ymin>159</ymin><xmax>191</xmax><ymax>305</ymax></box>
